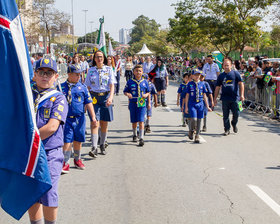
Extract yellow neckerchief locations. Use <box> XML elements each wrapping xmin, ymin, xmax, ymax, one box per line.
<box><xmin>132</xmin><ymin>78</ymin><xmax>145</xmax><ymax>97</ymax></box>
<box><xmin>32</xmin><ymin>84</ymin><xmax>55</xmax><ymax>113</ymax></box>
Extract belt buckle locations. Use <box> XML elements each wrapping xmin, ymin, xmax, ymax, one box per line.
<box><xmin>99</xmin><ymin>92</ymin><xmax>105</xmax><ymax>96</ymax></box>
<box><xmin>69</xmin><ymin>116</ymin><xmax>74</xmax><ymax>118</ymax></box>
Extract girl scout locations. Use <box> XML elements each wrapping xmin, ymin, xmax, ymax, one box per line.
<box><xmin>85</xmin><ymin>51</ymin><xmax>116</xmax><ymax>157</ymax></box>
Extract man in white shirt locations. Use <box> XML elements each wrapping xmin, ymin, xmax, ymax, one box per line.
<box><xmin>143</xmin><ymin>56</ymin><xmax>154</xmax><ymax>74</ymax></box>
<box><xmin>202</xmin><ymin>55</ymin><xmax>220</xmax><ymax>93</ymax></box>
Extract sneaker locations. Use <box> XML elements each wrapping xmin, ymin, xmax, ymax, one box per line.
<box><xmin>146</xmin><ymin>125</ymin><xmax>151</xmax><ymax>133</ymax></box>
<box><xmin>162</xmin><ymin>102</ymin><xmax>167</xmax><ymax>107</ymax></box>
<box><xmin>100</xmin><ymin>144</ymin><xmax>107</xmax><ymax>155</ymax></box>
<box><xmin>132</xmin><ymin>135</ymin><xmax>137</xmax><ymax>142</ymax></box>
<box><xmin>89</xmin><ymin>147</ymin><xmax>98</xmax><ymax>158</ymax></box>
<box><xmin>104</xmin><ymin>141</ymin><xmax>109</xmax><ymax>148</ymax></box>
<box><xmin>202</xmin><ymin>126</ymin><xmax>207</xmax><ymax>132</ymax></box>
<box><xmin>188</xmin><ymin>131</ymin><xmax>194</xmax><ymax>140</ymax></box>
<box><xmin>139</xmin><ymin>139</ymin><xmax>144</xmax><ymax>146</ymax></box>
<box><xmin>74</xmin><ymin>159</ymin><xmax>85</xmax><ymax>170</ymax></box>
<box><xmin>224</xmin><ymin>130</ymin><xmax>230</xmax><ymax>136</ymax></box>
<box><xmin>194</xmin><ymin>135</ymin><xmax>200</xmax><ymax>143</ymax></box>
<box><xmin>61</xmin><ymin>162</ymin><xmax>70</xmax><ymax>174</ymax></box>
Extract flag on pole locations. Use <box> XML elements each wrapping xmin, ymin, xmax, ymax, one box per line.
<box><xmin>97</xmin><ymin>17</ymin><xmax>107</xmax><ymax>57</ymax></box>
<box><xmin>0</xmin><ymin>0</ymin><xmax>52</xmax><ymax>220</ymax></box>
<box><xmin>108</xmin><ymin>38</ymin><xmax>115</xmax><ymax>56</ymax></box>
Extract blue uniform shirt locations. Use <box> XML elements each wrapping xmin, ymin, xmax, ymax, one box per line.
<box><xmin>85</xmin><ymin>65</ymin><xmax>116</xmax><ymax>93</ymax></box>
<box><xmin>148</xmin><ymin>81</ymin><xmax>157</xmax><ymax>103</ymax></box>
<box><xmin>60</xmin><ymin>81</ymin><xmax>92</xmax><ymax>117</ymax></box>
<box><xmin>201</xmin><ymin>81</ymin><xmax>213</xmax><ymax>96</ymax></box>
<box><xmin>177</xmin><ymin>82</ymin><xmax>188</xmax><ymax>107</ymax></box>
<box><xmin>123</xmin><ymin>78</ymin><xmax>150</xmax><ymax>103</ymax></box>
<box><xmin>216</xmin><ymin>70</ymin><xmax>242</xmax><ymax>101</ymax></box>
<box><xmin>33</xmin><ymin>89</ymin><xmax>68</xmax><ymax>151</ymax></box>
<box><xmin>186</xmin><ymin>81</ymin><xmax>208</xmax><ymax>104</ymax></box>
<box><xmin>155</xmin><ymin>66</ymin><xmax>168</xmax><ymax>78</ymax></box>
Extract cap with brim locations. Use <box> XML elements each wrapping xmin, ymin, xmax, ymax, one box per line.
<box><xmin>36</xmin><ymin>57</ymin><xmax>58</xmax><ymax>73</ymax></box>
<box><xmin>68</xmin><ymin>64</ymin><xmax>82</xmax><ymax>74</ymax></box>
<box><xmin>192</xmin><ymin>69</ymin><xmax>203</xmax><ymax>75</ymax></box>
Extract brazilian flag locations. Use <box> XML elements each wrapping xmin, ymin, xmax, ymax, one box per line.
<box><xmin>137</xmin><ymin>97</ymin><xmax>146</xmax><ymax>107</ymax></box>
<box><xmin>271</xmin><ymin>84</ymin><xmax>277</xmax><ymax>91</ymax></box>
<box><xmin>264</xmin><ymin>74</ymin><xmax>271</xmax><ymax>83</ymax></box>
<box><xmin>238</xmin><ymin>101</ymin><xmax>243</xmax><ymax>112</ymax></box>
<box><xmin>244</xmin><ymin>71</ymin><xmax>250</xmax><ymax>78</ymax></box>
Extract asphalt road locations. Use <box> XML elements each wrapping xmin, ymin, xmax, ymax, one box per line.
<box><xmin>2</xmin><ymin>77</ymin><xmax>280</xmax><ymax>224</ymax></box>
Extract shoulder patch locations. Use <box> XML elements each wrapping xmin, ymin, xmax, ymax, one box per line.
<box><xmin>58</xmin><ymin>105</ymin><xmax>64</xmax><ymax>112</ymax></box>
<box><xmin>50</xmin><ymin>97</ymin><xmax>56</xmax><ymax>102</ymax></box>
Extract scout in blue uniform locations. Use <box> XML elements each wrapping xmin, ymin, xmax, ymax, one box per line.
<box><xmin>185</xmin><ymin>69</ymin><xmax>212</xmax><ymax>143</ymax></box>
<box><xmin>200</xmin><ymin>73</ymin><xmax>214</xmax><ymax>132</ymax></box>
<box><xmin>85</xmin><ymin>50</ymin><xmax>116</xmax><ymax>157</ymax></box>
<box><xmin>124</xmin><ymin>65</ymin><xmax>150</xmax><ymax>146</ymax></box>
<box><xmin>177</xmin><ymin>73</ymin><xmax>190</xmax><ymax>127</ymax></box>
<box><xmin>60</xmin><ymin>64</ymin><xmax>97</xmax><ymax>174</ymax></box>
<box><xmin>145</xmin><ymin>79</ymin><xmax>158</xmax><ymax>133</ymax></box>
<box><xmin>28</xmin><ymin>57</ymin><xmax>68</xmax><ymax>224</ymax></box>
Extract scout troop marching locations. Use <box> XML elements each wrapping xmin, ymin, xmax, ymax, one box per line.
<box><xmin>29</xmin><ymin>53</ymin><xmax>242</xmax><ymax>224</ymax></box>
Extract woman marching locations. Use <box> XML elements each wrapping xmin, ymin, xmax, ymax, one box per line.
<box><xmin>150</xmin><ymin>58</ymin><xmax>169</xmax><ymax>107</ymax></box>
<box><xmin>85</xmin><ymin>50</ymin><xmax>116</xmax><ymax>157</ymax></box>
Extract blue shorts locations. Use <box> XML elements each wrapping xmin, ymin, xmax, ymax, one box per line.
<box><xmin>64</xmin><ymin>115</ymin><xmax>86</xmax><ymax>143</ymax></box>
<box><xmin>39</xmin><ymin>148</ymin><xmax>63</xmax><ymax>207</ymax></box>
<box><xmin>129</xmin><ymin>102</ymin><xmax>147</xmax><ymax>123</ymax></box>
<box><xmin>89</xmin><ymin>93</ymin><xmax>114</xmax><ymax>122</ymax></box>
<box><xmin>188</xmin><ymin>101</ymin><xmax>204</xmax><ymax>119</ymax></box>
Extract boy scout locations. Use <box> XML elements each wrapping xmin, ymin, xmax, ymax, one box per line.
<box><xmin>61</xmin><ymin>64</ymin><xmax>97</xmax><ymax>173</ymax></box>
<box><xmin>124</xmin><ymin>65</ymin><xmax>150</xmax><ymax>146</ymax></box>
<box><xmin>28</xmin><ymin>57</ymin><xmax>68</xmax><ymax>224</ymax></box>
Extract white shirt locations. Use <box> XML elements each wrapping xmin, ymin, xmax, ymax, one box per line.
<box><xmin>202</xmin><ymin>63</ymin><xmax>220</xmax><ymax>80</ymax></box>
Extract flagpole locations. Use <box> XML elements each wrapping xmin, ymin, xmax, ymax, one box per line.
<box><xmin>71</xmin><ymin>0</ymin><xmax>74</xmax><ymax>54</ymax></box>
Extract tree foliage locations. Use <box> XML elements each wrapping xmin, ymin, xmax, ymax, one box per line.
<box><xmin>129</xmin><ymin>15</ymin><xmax>161</xmax><ymax>44</ymax></box>
<box><xmin>168</xmin><ymin>0</ymin><xmax>276</xmax><ymax>56</ymax></box>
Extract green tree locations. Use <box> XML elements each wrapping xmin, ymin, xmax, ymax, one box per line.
<box><xmin>271</xmin><ymin>25</ymin><xmax>280</xmax><ymax>47</ymax></box>
<box><xmin>130</xmin><ymin>15</ymin><xmax>161</xmax><ymax>44</ymax></box>
<box><xmin>78</xmin><ymin>31</ymin><xmax>118</xmax><ymax>49</ymax></box>
<box><xmin>33</xmin><ymin>0</ymin><xmax>70</xmax><ymax>53</ymax></box>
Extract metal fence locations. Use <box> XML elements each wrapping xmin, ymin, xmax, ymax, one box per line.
<box><xmin>243</xmin><ymin>76</ymin><xmax>280</xmax><ymax>118</ymax></box>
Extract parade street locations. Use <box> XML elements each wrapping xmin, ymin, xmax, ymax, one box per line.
<box><xmin>2</xmin><ymin>78</ymin><xmax>280</xmax><ymax>224</ymax></box>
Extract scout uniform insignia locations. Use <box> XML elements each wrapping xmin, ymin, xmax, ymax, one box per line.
<box><xmin>58</xmin><ymin>105</ymin><xmax>64</xmax><ymax>112</ymax></box>
<box><xmin>44</xmin><ymin>108</ymin><xmax>50</xmax><ymax>118</ymax></box>
<box><xmin>92</xmin><ymin>97</ymin><xmax>97</xmax><ymax>105</ymax></box>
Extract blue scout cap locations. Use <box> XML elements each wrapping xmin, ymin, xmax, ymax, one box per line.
<box><xmin>192</xmin><ymin>69</ymin><xmax>203</xmax><ymax>75</ymax></box>
<box><xmin>67</xmin><ymin>64</ymin><xmax>82</xmax><ymax>74</ymax></box>
<box><xmin>36</xmin><ymin>57</ymin><xmax>58</xmax><ymax>73</ymax></box>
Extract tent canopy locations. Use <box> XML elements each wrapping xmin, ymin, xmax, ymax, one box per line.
<box><xmin>136</xmin><ymin>44</ymin><xmax>153</xmax><ymax>55</ymax></box>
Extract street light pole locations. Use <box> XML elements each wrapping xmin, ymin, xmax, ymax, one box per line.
<box><xmin>89</xmin><ymin>21</ymin><xmax>94</xmax><ymax>44</ymax></box>
<box><xmin>71</xmin><ymin>0</ymin><xmax>74</xmax><ymax>54</ymax></box>
<box><xmin>82</xmin><ymin>9</ymin><xmax>88</xmax><ymax>43</ymax></box>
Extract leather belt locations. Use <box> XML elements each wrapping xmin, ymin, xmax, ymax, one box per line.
<box><xmin>90</xmin><ymin>91</ymin><xmax>109</xmax><ymax>96</ymax></box>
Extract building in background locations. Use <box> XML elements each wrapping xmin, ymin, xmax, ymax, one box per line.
<box><xmin>119</xmin><ymin>28</ymin><xmax>132</xmax><ymax>45</ymax></box>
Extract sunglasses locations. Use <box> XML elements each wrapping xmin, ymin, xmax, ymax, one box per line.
<box><xmin>37</xmin><ymin>70</ymin><xmax>55</xmax><ymax>77</ymax></box>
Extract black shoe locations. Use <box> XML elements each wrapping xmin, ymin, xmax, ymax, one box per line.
<box><xmin>89</xmin><ymin>147</ymin><xmax>98</xmax><ymax>158</ymax></box>
<box><xmin>202</xmin><ymin>126</ymin><xmax>207</xmax><ymax>132</ymax></box>
<box><xmin>223</xmin><ymin>130</ymin><xmax>230</xmax><ymax>136</ymax></box>
<box><xmin>188</xmin><ymin>131</ymin><xmax>194</xmax><ymax>140</ymax></box>
<box><xmin>104</xmin><ymin>141</ymin><xmax>109</xmax><ymax>148</ymax></box>
<box><xmin>145</xmin><ymin>125</ymin><xmax>151</xmax><ymax>133</ymax></box>
<box><xmin>182</xmin><ymin>123</ymin><xmax>186</xmax><ymax>127</ymax></box>
<box><xmin>231</xmin><ymin>122</ymin><xmax>238</xmax><ymax>133</ymax></box>
<box><xmin>132</xmin><ymin>135</ymin><xmax>137</xmax><ymax>142</ymax></box>
<box><xmin>162</xmin><ymin>102</ymin><xmax>167</xmax><ymax>107</ymax></box>
<box><xmin>139</xmin><ymin>139</ymin><xmax>144</xmax><ymax>146</ymax></box>
<box><xmin>100</xmin><ymin>144</ymin><xmax>107</xmax><ymax>155</ymax></box>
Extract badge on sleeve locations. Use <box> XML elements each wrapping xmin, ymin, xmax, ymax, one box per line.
<box><xmin>58</xmin><ymin>105</ymin><xmax>64</xmax><ymax>112</ymax></box>
<box><xmin>78</xmin><ymin>96</ymin><xmax>81</xmax><ymax>102</ymax></box>
<box><xmin>92</xmin><ymin>97</ymin><xmax>97</xmax><ymax>105</ymax></box>
<box><xmin>44</xmin><ymin>108</ymin><xmax>50</xmax><ymax>118</ymax></box>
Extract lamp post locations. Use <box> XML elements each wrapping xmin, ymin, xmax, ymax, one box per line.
<box><xmin>71</xmin><ymin>0</ymin><xmax>74</xmax><ymax>54</ymax></box>
<box><xmin>89</xmin><ymin>21</ymin><xmax>94</xmax><ymax>44</ymax></box>
<box><xmin>82</xmin><ymin>9</ymin><xmax>88</xmax><ymax>43</ymax></box>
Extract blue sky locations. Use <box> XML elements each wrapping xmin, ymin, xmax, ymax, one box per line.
<box><xmin>54</xmin><ymin>0</ymin><xmax>178</xmax><ymax>42</ymax></box>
